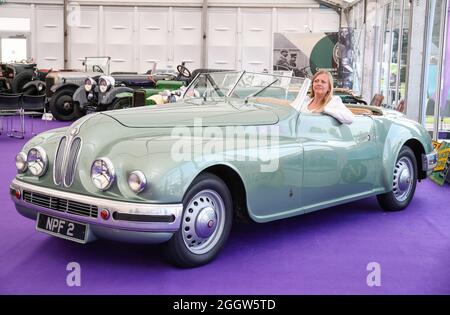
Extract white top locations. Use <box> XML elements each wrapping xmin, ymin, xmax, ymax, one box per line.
<box><xmin>300</xmin><ymin>95</ymin><xmax>354</xmax><ymax>124</ymax></box>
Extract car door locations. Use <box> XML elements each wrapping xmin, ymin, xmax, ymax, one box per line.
<box><xmin>297</xmin><ymin>113</ymin><xmax>380</xmax><ymax>208</ymax></box>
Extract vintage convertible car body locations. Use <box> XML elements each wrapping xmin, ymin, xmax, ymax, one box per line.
<box><xmin>10</xmin><ymin>71</ymin><xmax>437</xmax><ymax>267</ymax></box>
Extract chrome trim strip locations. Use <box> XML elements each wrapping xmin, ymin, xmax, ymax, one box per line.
<box><xmin>64</xmin><ymin>137</ymin><xmax>82</xmax><ymax>187</ymax></box>
<box><xmin>53</xmin><ymin>136</ymin><xmax>66</xmax><ymax>185</ymax></box>
<box><xmin>11</xmin><ymin>179</ymin><xmax>183</xmax><ymax>233</ymax></box>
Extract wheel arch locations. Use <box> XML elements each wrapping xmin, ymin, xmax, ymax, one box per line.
<box><xmin>53</xmin><ymin>83</ymin><xmax>79</xmax><ymax>94</ymax></box>
<box><xmin>100</xmin><ymin>86</ymin><xmax>134</xmax><ymax>105</ymax></box>
<box><xmin>186</xmin><ymin>164</ymin><xmax>251</xmax><ymax>222</ymax></box>
<box><xmin>403</xmin><ymin>138</ymin><xmax>426</xmax><ymax>181</ymax></box>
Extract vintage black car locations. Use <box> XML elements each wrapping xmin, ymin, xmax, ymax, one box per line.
<box><xmin>45</xmin><ymin>57</ymin><xmax>115</xmax><ymax>121</ymax></box>
<box><xmin>0</xmin><ymin>62</ymin><xmax>48</xmax><ymax>95</ymax></box>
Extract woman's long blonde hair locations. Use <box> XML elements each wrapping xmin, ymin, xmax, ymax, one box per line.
<box><xmin>310</xmin><ymin>70</ymin><xmax>334</xmax><ymax>111</ymax></box>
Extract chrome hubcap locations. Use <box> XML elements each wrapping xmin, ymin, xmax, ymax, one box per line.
<box><xmin>63</xmin><ymin>101</ymin><xmax>72</xmax><ymax>110</ymax></box>
<box><xmin>182</xmin><ymin>189</ymin><xmax>225</xmax><ymax>255</ymax></box>
<box><xmin>195</xmin><ymin>206</ymin><xmax>217</xmax><ymax>238</ymax></box>
<box><xmin>393</xmin><ymin>156</ymin><xmax>414</xmax><ymax>202</ymax></box>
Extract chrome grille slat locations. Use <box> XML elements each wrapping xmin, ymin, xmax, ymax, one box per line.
<box><xmin>22</xmin><ymin>190</ymin><xmax>98</xmax><ymax>218</ymax></box>
<box><xmin>54</xmin><ymin>137</ymin><xmax>66</xmax><ymax>185</ymax></box>
<box><xmin>66</xmin><ymin>205</ymin><xmax>91</xmax><ymax>213</ymax></box>
<box><xmin>64</xmin><ymin>137</ymin><xmax>81</xmax><ymax>187</ymax></box>
<box><xmin>66</xmin><ymin>202</ymin><xmax>92</xmax><ymax>210</ymax></box>
<box><xmin>69</xmin><ymin>209</ymin><xmax>94</xmax><ymax>217</ymax></box>
<box><xmin>54</xmin><ymin>133</ymin><xmax>81</xmax><ymax>188</ymax></box>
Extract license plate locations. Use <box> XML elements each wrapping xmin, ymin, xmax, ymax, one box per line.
<box><xmin>36</xmin><ymin>213</ymin><xmax>88</xmax><ymax>243</ymax></box>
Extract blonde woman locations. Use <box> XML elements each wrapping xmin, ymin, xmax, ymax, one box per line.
<box><xmin>301</xmin><ymin>70</ymin><xmax>354</xmax><ymax>124</ymax></box>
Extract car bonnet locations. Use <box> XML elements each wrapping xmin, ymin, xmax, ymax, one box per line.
<box><xmin>101</xmin><ymin>99</ymin><xmax>279</xmax><ymax>128</ymax></box>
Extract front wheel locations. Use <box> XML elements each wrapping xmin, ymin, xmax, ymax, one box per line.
<box><xmin>377</xmin><ymin>146</ymin><xmax>417</xmax><ymax>211</ymax></box>
<box><xmin>49</xmin><ymin>87</ymin><xmax>83</xmax><ymax>121</ymax></box>
<box><xmin>107</xmin><ymin>97</ymin><xmax>132</xmax><ymax>111</ymax></box>
<box><xmin>165</xmin><ymin>173</ymin><xmax>233</xmax><ymax>268</ymax></box>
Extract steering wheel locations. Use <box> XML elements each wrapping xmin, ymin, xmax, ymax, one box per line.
<box><xmin>176</xmin><ymin>64</ymin><xmax>191</xmax><ymax>78</ymax></box>
<box><xmin>92</xmin><ymin>65</ymin><xmax>104</xmax><ymax>73</ymax></box>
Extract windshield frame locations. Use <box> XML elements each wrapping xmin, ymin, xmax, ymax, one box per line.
<box><xmin>83</xmin><ymin>56</ymin><xmax>111</xmax><ymax>75</ymax></box>
<box><xmin>182</xmin><ymin>70</ymin><xmax>311</xmax><ymax>111</ymax></box>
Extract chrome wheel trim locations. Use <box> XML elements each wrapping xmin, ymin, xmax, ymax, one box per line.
<box><xmin>393</xmin><ymin>156</ymin><xmax>414</xmax><ymax>202</ymax></box>
<box><xmin>181</xmin><ymin>189</ymin><xmax>225</xmax><ymax>255</ymax></box>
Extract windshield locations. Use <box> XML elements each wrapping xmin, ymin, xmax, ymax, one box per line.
<box><xmin>83</xmin><ymin>57</ymin><xmax>110</xmax><ymax>74</ymax></box>
<box><xmin>183</xmin><ymin>71</ymin><xmax>309</xmax><ymax>110</ymax></box>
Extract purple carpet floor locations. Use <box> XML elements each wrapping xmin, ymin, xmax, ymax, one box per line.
<box><xmin>1</xmin><ymin>116</ymin><xmax>450</xmax><ymax>295</ymax></box>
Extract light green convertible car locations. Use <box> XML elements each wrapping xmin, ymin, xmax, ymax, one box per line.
<box><xmin>10</xmin><ymin>71</ymin><xmax>437</xmax><ymax>267</ymax></box>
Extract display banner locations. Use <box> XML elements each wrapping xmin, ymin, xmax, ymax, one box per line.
<box><xmin>273</xmin><ymin>29</ymin><xmax>354</xmax><ymax>89</ymax></box>
<box><xmin>273</xmin><ymin>32</ymin><xmax>339</xmax><ymax>79</ymax></box>
<box><xmin>430</xmin><ymin>140</ymin><xmax>450</xmax><ymax>185</ymax></box>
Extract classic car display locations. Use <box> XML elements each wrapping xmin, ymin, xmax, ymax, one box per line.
<box><xmin>10</xmin><ymin>71</ymin><xmax>437</xmax><ymax>267</ymax></box>
<box><xmin>45</xmin><ymin>57</ymin><xmax>115</xmax><ymax>121</ymax></box>
<box><xmin>72</xmin><ymin>63</ymin><xmax>192</xmax><ymax>113</ymax></box>
<box><xmin>0</xmin><ymin>62</ymin><xmax>48</xmax><ymax>95</ymax></box>
<box><xmin>73</xmin><ymin>64</ymin><xmax>228</xmax><ymax>113</ymax></box>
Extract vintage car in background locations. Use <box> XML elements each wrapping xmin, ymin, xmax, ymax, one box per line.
<box><xmin>0</xmin><ymin>62</ymin><xmax>48</xmax><ymax>95</ymax></box>
<box><xmin>46</xmin><ymin>56</ymin><xmax>161</xmax><ymax>121</ymax></box>
<box><xmin>73</xmin><ymin>64</ymin><xmax>230</xmax><ymax>113</ymax></box>
<box><xmin>334</xmin><ymin>88</ymin><xmax>367</xmax><ymax>105</ymax></box>
<box><xmin>10</xmin><ymin>71</ymin><xmax>437</xmax><ymax>267</ymax></box>
<box><xmin>72</xmin><ymin>63</ymin><xmax>192</xmax><ymax>113</ymax></box>
<box><xmin>45</xmin><ymin>56</ymin><xmax>113</xmax><ymax>121</ymax></box>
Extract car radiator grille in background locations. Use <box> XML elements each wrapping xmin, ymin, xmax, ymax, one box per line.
<box><xmin>54</xmin><ymin>136</ymin><xmax>82</xmax><ymax>187</ymax></box>
<box><xmin>23</xmin><ymin>190</ymin><xmax>98</xmax><ymax>218</ymax></box>
<box><xmin>133</xmin><ymin>90</ymin><xmax>146</xmax><ymax>107</ymax></box>
<box><xmin>45</xmin><ymin>77</ymin><xmax>55</xmax><ymax>97</ymax></box>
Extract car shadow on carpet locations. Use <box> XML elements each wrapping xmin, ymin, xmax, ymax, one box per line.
<box><xmin>30</xmin><ymin>194</ymin><xmax>419</xmax><ymax>269</ymax></box>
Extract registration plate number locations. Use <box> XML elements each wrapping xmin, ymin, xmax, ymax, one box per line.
<box><xmin>36</xmin><ymin>213</ymin><xmax>88</xmax><ymax>243</ymax></box>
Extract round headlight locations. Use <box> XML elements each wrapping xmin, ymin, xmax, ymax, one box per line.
<box><xmin>99</xmin><ymin>79</ymin><xmax>108</xmax><ymax>93</ymax></box>
<box><xmin>128</xmin><ymin>171</ymin><xmax>147</xmax><ymax>194</ymax></box>
<box><xmin>27</xmin><ymin>147</ymin><xmax>48</xmax><ymax>177</ymax></box>
<box><xmin>98</xmin><ymin>76</ymin><xmax>115</xmax><ymax>93</ymax></box>
<box><xmin>84</xmin><ymin>77</ymin><xmax>95</xmax><ymax>92</ymax></box>
<box><xmin>15</xmin><ymin>152</ymin><xmax>28</xmax><ymax>173</ymax></box>
<box><xmin>91</xmin><ymin>158</ymin><xmax>115</xmax><ymax>191</ymax></box>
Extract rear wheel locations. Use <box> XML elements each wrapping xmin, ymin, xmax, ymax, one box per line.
<box><xmin>377</xmin><ymin>146</ymin><xmax>417</xmax><ymax>211</ymax></box>
<box><xmin>165</xmin><ymin>173</ymin><xmax>233</xmax><ymax>268</ymax></box>
<box><xmin>49</xmin><ymin>87</ymin><xmax>83</xmax><ymax>121</ymax></box>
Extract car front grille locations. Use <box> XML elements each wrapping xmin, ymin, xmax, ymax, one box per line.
<box><xmin>133</xmin><ymin>90</ymin><xmax>146</xmax><ymax>107</ymax></box>
<box><xmin>45</xmin><ymin>77</ymin><xmax>55</xmax><ymax>97</ymax></box>
<box><xmin>64</xmin><ymin>137</ymin><xmax>81</xmax><ymax>186</ymax></box>
<box><xmin>23</xmin><ymin>190</ymin><xmax>98</xmax><ymax>218</ymax></box>
<box><xmin>54</xmin><ymin>136</ymin><xmax>82</xmax><ymax>187</ymax></box>
<box><xmin>54</xmin><ymin>137</ymin><xmax>66</xmax><ymax>185</ymax></box>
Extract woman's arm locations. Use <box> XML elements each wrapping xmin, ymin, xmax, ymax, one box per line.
<box><xmin>323</xmin><ymin>96</ymin><xmax>354</xmax><ymax>124</ymax></box>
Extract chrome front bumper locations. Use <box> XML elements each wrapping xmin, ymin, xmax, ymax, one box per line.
<box><xmin>422</xmin><ymin>150</ymin><xmax>438</xmax><ymax>174</ymax></box>
<box><xmin>10</xmin><ymin>179</ymin><xmax>183</xmax><ymax>243</ymax></box>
